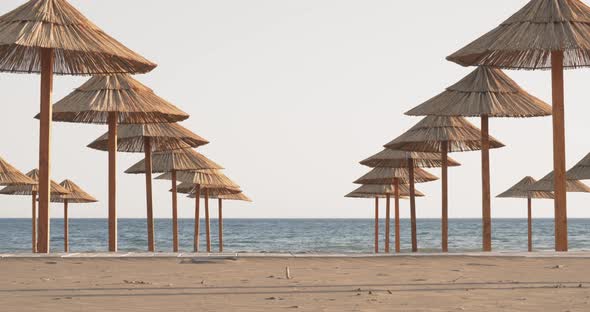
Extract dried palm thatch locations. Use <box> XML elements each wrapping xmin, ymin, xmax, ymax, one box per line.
<box><xmin>125</xmin><ymin>148</ymin><xmax>223</xmax><ymax>174</ymax></box>
<box><xmin>0</xmin><ymin>157</ymin><xmax>36</xmax><ymax>186</ymax></box>
<box><xmin>178</xmin><ymin>183</ymin><xmax>242</xmax><ymax>196</ymax></box>
<box><xmin>50</xmin><ymin>75</ymin><xmax>188</xmax><ymax>124</ymax></box>
<box><xmin>385</xmin><ymin>116</ymin><xmax>505</xmax><ymax>152</ymax></box>
<box><xmin>346</xmin><ymin>184</ymin><xmax>425</xmax><ymax>198</ymax></box>
<box><xmin>525</xmin><ymin>171</ymin><xmax>590</xmax><ymax>192</ymax></box>
<box><xmin>354</xmin><ymin>167</ymin><xmax>438</xmax><ymax>185</ymax></box>
<box><xmin>157</xmin><ymin>170</ymin><xmax>240</xmax><ymax>189</ymax></box>
<box><xmin>406</xmin><ymin>66</ymin><xmax>552</xmax><ymax>117</ymax></box>
<box><xmin>447</xmin><ymin>0</ymin><xmax>590</xmax><ymax>69</ymax></box>
<box><xmin>88</xmin><ymin>123</ymin><xmax>207</xmax><ymax>153</ymax></box>
<box><xmin>186</xmin><ymin>189</ymin><xmax>250</xmax><ymax>200</ymax></box>
<box><xmin>0</xmin><ymin>0</ymin><xmax>156</xmax><ymax>75</ymax></box>
<box><xmin>0</xmin><ymin>169</ymin><xmax>69</xmax><ymax>195</ymax></box>
<box><xmin>218</xmin><ymin>193</ymin><xmax>252</xmax><ymax>202</ymax></box>
<box><xmin>344</xmin><ymin>192</ymin><xmax>409</xmax><ymax>199</ymax></box>
<box><xmin>567</xmin><ymin>152</ymin><xmax>590</xmax><ymax>180</ymax></box>
<box><xmin>51</xmin><ymin>179</ymin><xmax>97</xmax><ymax>203</ymax></box>
<box><xmin>360</xmin><ymin>149</ymin><xmax>461</xmax><ymax>168</ymax></box>
<box><xmin>497</xmin><ymin>176</ymin><xmax>554</xmax><ymax>199</ymax></box>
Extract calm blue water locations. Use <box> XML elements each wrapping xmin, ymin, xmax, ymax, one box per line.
<box><xmin>1</xmin><ymin>218</ymin><xmax>590</xmax><ymax>253</ymax></box>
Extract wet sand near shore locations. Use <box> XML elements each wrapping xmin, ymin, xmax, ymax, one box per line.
<box><xmin>1</xmin><ymin>255</ymin><xmax>590</xmax><ymax>311</ymax></box>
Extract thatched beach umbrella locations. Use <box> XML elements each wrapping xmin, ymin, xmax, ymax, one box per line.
<box><xmin>526</xmin><ymin>171</ymin><xmax>590</xmax><ymax>193</ymax></box>
<box><xmin>406</xmin><ymin>66</ymin><xmax>551</xmax><ymax>251</ymax></box>
<box><xmin>360</xmin><ymin>149</ymin><xmax>460</xmax><ymax>252</ymax></box>
<box><xmin>50</xmin><ymin>180</ymin><xmax>97</xmax><ymax>252</ymax></box>
<box><xmin>0</xmin><ymin>157</ymin><xmax>36</xmax><ymax>186</ymax></box>
<box><xmin>446</xmin><ymin>0</ymin><xmax>590</xmax><ymax>251</ymax></box>
<box><xmin>497</xmin><ymin>176</ymin><xmax>554</xmax><ymax>251</ymax></box>
<box><xmin>88</xmin><ymin>123</ymin><xmax>205</xmax><ymax>252</ymax></box>
<box><xmin>386</xmin><ymin>116</ymin><xmax>504</xmax><ymax>252</ymax></box>
<box><xmin>185</xmin><ymin>191</ymin><xmax>252</xmax><ymax>252</ymax></box>
<box><xmin>125</xmin><ymin>148</ymin><xmax>222</xmax><ymax>252</ymax></box>
<box><xmin>0</xmin><ymin>158</ymin><xmax>37</xmax><ymax>252</ymax></box>
<box><xmin>567</xmin><ymin>153</ymin><xmax>590</xmax><ymax>181</ymax></box>
<box><xmin>354</xmin><ymin>167</ymin><xmax>438</xmax><ymax>252</ymax></box>
<box><xmin>346</xmin><ymin>184</ymin><xmax>424</xmax><ymax>253</ymax></box>
<box><xmin>52</xmin><ymin>74</ymin><xmax>188</xmax><ymax>252</ymax></box>
<box><xmin>0</xmin><ymin>0</ymin><xmax>156</xmax><ymax>253</ymax></box>
<box><xmin>0</xmin><ymin>169</ymin><xmax>70</xmax><ymax>252</ymax></box>
<box><xmin>160</xmin><ymin>171</ymin><xmax>240</xmax><ymax>252</ymax></box>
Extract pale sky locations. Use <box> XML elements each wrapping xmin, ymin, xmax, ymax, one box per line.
<box><xmin>1</xmin><ymin>0</ymin><xmax>590</xmax><ymax>219</ymax></box>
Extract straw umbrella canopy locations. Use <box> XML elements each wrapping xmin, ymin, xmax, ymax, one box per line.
<box><xmin>405</xmin><ymin>66</ymin><xmax>551</xmax><ymax>252</ymax></box>
<box><xmin>497</xmin><ymin>176</ymin><xmax>554</xmax><ymax>252</ymax></box>
<box><xmin>0</xmin><ymin>157</ymin><xmax>36</xmax><ymax>186</ymax></box>
<box><xmin>0</xmin><ymin>0</ymin><xmax>156</xmax><ymax>253</ymax></box>
<box><xmin>386</xmin><ymin>116</ymin><xmax>504</xmax><ymax>252</ymax></box>
<box><xmin>360</xmin><ymin>148</ymin><xmax>461</xmax><ymax>252</ymax></box>
<box><xmin>360</xmin><ymin>149</ymin><xmax>461</xmax><ymax>168</ymax></box>
<box><xmin>125</xmin><ymin>148</ymin><xmax>222</xmax><ymax>252</ymax></box>
<box><xmin>446</xmin><ymin>0</ymin><xmax>590</xmax><ymax>251</ymax></box>
<box><xmin>354</xmin><ymin>167</ymin><xmax>438</xmax><ymax>253</ymax></box>
<box><xmin>525</xmin><ymin>171</ymin><xmax>590</xmax><ymax>193</ymax></box>
<box><xmin>160</xmin><ymin>170</ymin><xmax>241</xmax><ymax>253</ymax></box>
<box><xmin>0</xmin><ymin>169</ymin><xmax>70</xmax><ymax>252</ymax></box>
<box><xmin>88</xmin><ymin>123</ymin><xmax>205</xmax><ymax>252</ymax></box>
<box><xmin>51</xmin><ymin>74</ymin><xmax>188</xmax><ymax>252</ymax></box>
<box><xmin>50</xmin><ymin>179</ymin><xmax>97</xmax><ymax>252</ymax></box>
<box><xmin>567</xmin><ymin>153</ymin><xmax>590</xmax><ymax>181</ymax></box>
<box><xmin>346</xmin><ymin>184</ymin><xmax>424</xmax><ymax>254</ymax></box>
<box><xmin>185</xmin><ymin>189</ymin><xmax>251</xmax><ymax>253</ymax></box>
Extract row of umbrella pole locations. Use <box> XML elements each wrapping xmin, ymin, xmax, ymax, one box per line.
<box><xmin>0</xmin><ymin>154</ymin><xmax>251</xmax><ymax>253</ymax></box>
<box><xmin>0</xmin><ymin>0</ymin><xmax>252</xmax><ymax>253</ymax></box>
<box><xmin>345</xmin><ymin>0</ymin><xmax>590</xmax><ymax>253</ymax></box>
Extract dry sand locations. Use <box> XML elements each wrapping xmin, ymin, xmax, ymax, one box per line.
<box><xmin>1</xmin><ymin>255</ymin><xmax>590</xmax><ymax>311</ymax></box>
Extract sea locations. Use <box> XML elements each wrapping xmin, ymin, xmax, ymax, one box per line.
<box><xmin>1</xmin><ymin>218</ymin><xmax>590</xmax><ymax>254</ymax></box>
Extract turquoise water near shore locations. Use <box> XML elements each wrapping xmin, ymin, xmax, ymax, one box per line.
<box><xmin>1</xmin><ymin>218</ymin><xmax>590</xmax><ymax>253</ymax></box>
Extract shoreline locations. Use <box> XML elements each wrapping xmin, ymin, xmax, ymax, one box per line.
<box><xmin>4</xmin><ymin>251</ymin><xmax>590</xmax><ymax>258</ymax></box>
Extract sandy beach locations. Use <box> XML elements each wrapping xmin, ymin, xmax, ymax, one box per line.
<box><xmin>1</xmin><ymin>254</ymin><xmax>589</xmax><ymax>311</ymax></box>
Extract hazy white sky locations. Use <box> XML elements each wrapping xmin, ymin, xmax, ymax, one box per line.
<box><xmin>1</xmin><ymin>0</ymin><xmax>589</xmax><ymax>219</ymax></box>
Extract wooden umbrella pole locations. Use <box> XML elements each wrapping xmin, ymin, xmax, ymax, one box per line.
<box><xmin>551</xmin><ymin>51</ymin><xmax>568</xmax><ymax>252</ymax></box>
<box><xmin>218</xmin><ymin>198</ymin><xmax>223</xmax><ymax>253</ymax></box>
<box><xmin>527</xmin><ymin>196</ymin><xmax>533</xmax><ymax>252</ymax></box>
<box><xmin>442</xmin><ymin>141</ymin><xmax>449</xmax><ymax>253</ymax></box>
<box><xmin>394</xmin><ymin>178</ymin><xmax>400</xmax><ymax>253</ymax></box>
<box><xmin>194</xmin><ymin>184</ymin><xmax>201</xmax><ymax>252</ymax></box>
<box><xmin>171</xmin><ymin>170</ymin><xmax>179</xmax><ymax>252</ymax></box>
<box><xmin>374</xmin><ymin>197</ymin><xmax>379</xmax><ymax>254</ymax></box>
<box><xmin>37</xmin><ymin>48</ymin><xmax>54</xmax><ymax>254</ymax></box>
<box><xmin>205</xmin><ymin>188</ymin><xmax>211</xmax><ymax>252</ymax></box>
<box><xmin>408</xmin><ymin>158</ymin><xmax>417</xmax><ymax>252</ymax></box>
<box><xmin>144</xmin><ymin>137</ymin><xmax>155</xmax><ymax>252</ymax></box>
<box><xmin>107</xmin><ymin>112</ymin><xmax>118</xmax><ymax>252</ymax></box>
<box><xmin>64</xmin><ymin>200</ymin><xmax>69</xmax><ymax>253</ymax></box>
<box><xmin>31</xmin><ymin>191</ymin><xmax>37</xmax><ymax>253</ymax></box>
<box><xmin>481</xmin><ymin>116</ymin><xmax>492</xmax><ymax>252</ymax></box>
<box><xmin>385</xmin><ymin>194</ymin><xmax>390</xmax><ymax>253</ymax></box>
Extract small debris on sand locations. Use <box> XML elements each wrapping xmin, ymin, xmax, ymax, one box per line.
<box><xmin>286</xmin><ymin>266</ymin><xmax>292</xmax><ymax>279</ymax></box>
<box><xmin>123</xmin><ymin>280</ymin><xmax>151</xmax><ymax>285</ymax></box>
<box><xmin>551</xmin><ymin>265</ymin><xmax>565</xmax><ymax>269</ymax></box>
